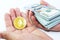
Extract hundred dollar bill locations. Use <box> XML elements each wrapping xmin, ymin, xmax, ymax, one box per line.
<box><xmin>31</xmin><ymin>4</ymin><xmax>60</xmax><ymax>21</ymax></box>
<box><xmin>35</xmin><ymin>12</ymin><xmax>60</xmax><ymax>29</ymax></box>
<box><xmin>36</xmin><ymin>8</ymin><xmax>60</xmax><ymax>21</ymax></box>
<box><xmin>25</xmin><ymin>4</ymin><xmax>60</xmax><ymax>29</ymax></box>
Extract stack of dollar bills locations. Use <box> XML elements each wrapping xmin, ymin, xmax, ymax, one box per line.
<box><xmin>25</xmin><ymin>4</ymin><xmax>60</xmax><ymax>29</ymax></box>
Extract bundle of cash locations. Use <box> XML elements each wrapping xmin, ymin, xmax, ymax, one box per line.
<box><xmin>26</xmin><ymin>4</ymin><xmax>60</xmax><ymax>29</ymax></box>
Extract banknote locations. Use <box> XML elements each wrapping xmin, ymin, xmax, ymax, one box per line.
<box><xmin>35</xmin><ymin>12</ymin><xmax>60</xmax><ymax>29</ymax></box>
<box><xmin>46</xmin><ymin>19</ymin><xmax>60</xmax><ymax>29</ymax></box>
<box><xmin>25</xmin><ymin>4</ymin><xmax>60</xmax><ymax>29</ymax></box>
<box><xmin>31</xmin><ymin>4</ymin><xmax>60</xmax><ymax>21</ymax></box>
<box><xmin>36</xmin><ymin>8</ymin><xmax>60</xmax><ymax>21</ymax></box>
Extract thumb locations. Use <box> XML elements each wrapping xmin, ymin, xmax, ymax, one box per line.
<box><xmin>40</xmin><ymin>0</ymin><xmax>49</xmax><ymax>6</ymax></box>
<box><xmin>0</xmin><ymin>32</ymin><xmax>10</xmax><ymax>39</ymax></box>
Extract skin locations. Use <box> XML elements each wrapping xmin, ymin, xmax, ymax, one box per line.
<box><xmin>29</xmin><ymin>0</ymin><xmax>60</xmax><ymax>32</ymax></box>
<box><xmin>0</xmin><ymin>8</ymin><xmax>52</xmax><ymax>40</ymax></box>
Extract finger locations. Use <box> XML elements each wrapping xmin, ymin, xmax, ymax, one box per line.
<box><xmin>31</xmin><ymin>16</ymin><xmax>45</xmax><ymax>29</ymax></box>
<box><xmin>31</xmin><ymin>16</ymin><xmax>38</xmax><ymax>24</ymax></box>
<box><xmin>29</xmin><ymin>11</ymin><xmax>34</xmax><ymax>24</ymax></box>
<box><xmin>0</xmin><ymin>32</ymin><xmax>10</xmax><ymax>39</ymax></box>
<box><xmin>26</xmin><ymin>10</ymin><xmax>30</xmax><ymax>23</ymax></box>
<box><xmin>0</xmin><ymin>32</ymin><xmax>15</xmax><ymax>40</ymax></box>
<box><xmin>26</xmin><ymin>10</ymin><xmax>33</xmax><ymax>27</ymax></box>
<box><xmin>40</xmin><ymin>0</ymin><xmax>49</xmax><ymax>6</ymax></box>
<box><xmin>26</xmin><ymin>10</ymin><xmax>30</xmax><ymax>18</ymax></box>
<box><xmin>0</xmin><ymin>33</ymin><xmax>2</xmax><ymax>38</ymax></box>
<box><xmin>28</xmin><ymin>11</ymin><xmax>34</xmax><ymax>24</ymax></box>
<box><xmin>15</xmin><ymin>8</ymin><xmax>22</xmax><ymax>17</ymax></box>
<box><xmin>5</xmin><ymin>13</ymin><xmax>15</xmax><ymax>31</ymax></box>
<box><xmin>50</xmin><ymin>23</ymin><xmax>60</xmax><ymax>31</ymax></box>
<box><xmin>5</xmin><ymin>13</ymin><xmax>12</xmax><ymax>27</ymax></box>
<box><xmin>29</xmin><ymin>10</ymin><xmax>34</xmax><ymax>18</ymax></box>
<box><xmin>10</xmin><ymin>8</ymin><xmax>16</xmax><ymax>21</ymax></box>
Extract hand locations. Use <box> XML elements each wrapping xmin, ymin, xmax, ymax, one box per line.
<box><xmin>29</xmin><ymin>11</ymin><xmax>60</xmax><ymax>31</ymax></box>
<box><xmin>40</xmin><ymin>0</ymin><xmax>49</xmax><ymax>6</ymax></box>
<box><xmin>29</xmin><ymin>0</ymin><xmax>60</xmax><ymax>32</ymax></box>
<box><xmin>0</xmin><ymin>8</ymin><xmax>52</xmax><ymax>40</ymax></box>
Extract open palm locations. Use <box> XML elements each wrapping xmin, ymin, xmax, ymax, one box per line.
<box><xmin>0</xmin><ymin>8</ymin><xmax>52</xmax><ymax>40</ymax></box>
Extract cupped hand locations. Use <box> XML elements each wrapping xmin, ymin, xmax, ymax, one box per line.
<box><xmin>0</xmin><ymin>8</ymin><xmax>52</xmax><ymax>40</ymax></box>
<box><xmin>29</xmin><ymin>0</ymin><xmax>60</xmax><ymax>31</ymax></box>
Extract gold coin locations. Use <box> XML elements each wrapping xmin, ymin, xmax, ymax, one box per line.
<box><xmin>13</xmin><ymin>16</ymin><xmax>26</xmax><ymax>30</ymax></box>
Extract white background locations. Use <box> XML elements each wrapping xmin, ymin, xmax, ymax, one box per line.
<box><xmin>0</xmin><ymin>0</ymin><xmax>60</xmax><ymax>40</ymax></box>
<box><xmin>44</xmin><ymin>0</ymin><xmax>60</xmax><ymax>9</ymax></box>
